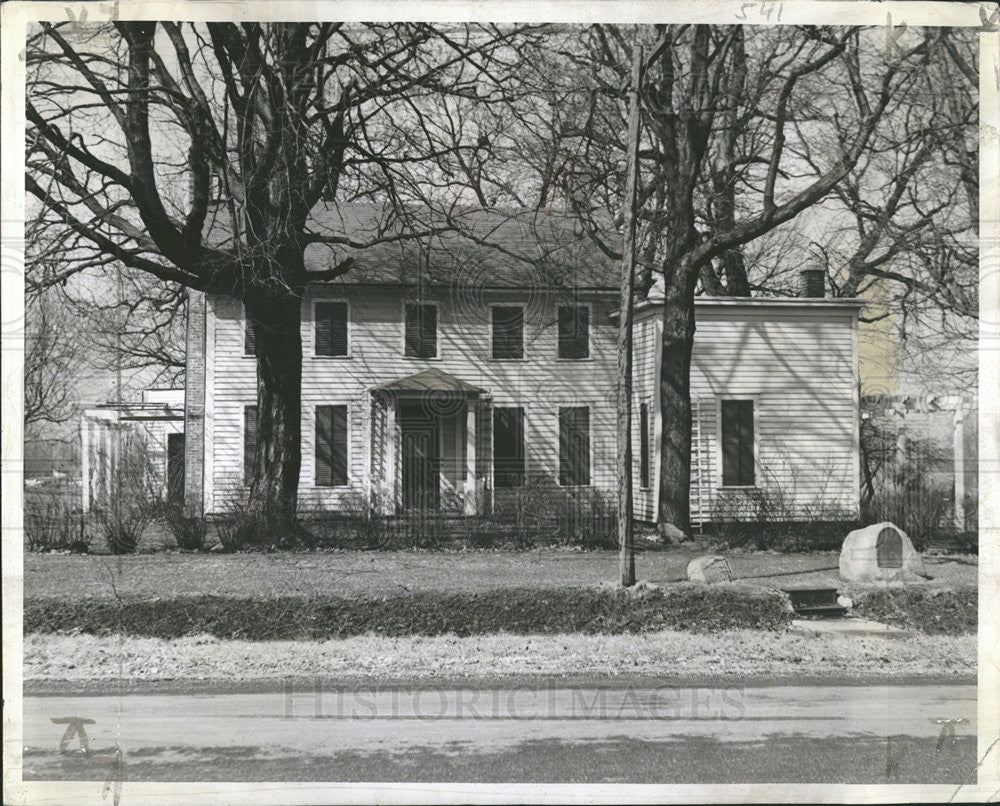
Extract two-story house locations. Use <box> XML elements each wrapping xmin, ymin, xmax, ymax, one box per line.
<box><xmin>181</xmin><ymin>205</ymin><xmax>862</xmax><ymax>526</ymax></box>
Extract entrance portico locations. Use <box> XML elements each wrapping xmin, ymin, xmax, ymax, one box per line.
<box><xmin>370</xmin><ymin>369</ymin><xmax>493</xmax><ymax>516</ymax></box>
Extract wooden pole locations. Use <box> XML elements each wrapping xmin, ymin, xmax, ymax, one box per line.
<box><xmin>618</xmin><ymin>45</ymin><xmax>642</xmax><ymax>588</ymax></box>
<box><xmin>953</xmin><ymin>402</ymin><xmax>965</xmax><ymax>530</ymax></box>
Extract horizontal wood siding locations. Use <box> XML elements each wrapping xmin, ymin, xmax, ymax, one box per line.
<box><xmin>631</xmin><ymin>317</ymin><xmax>657</xmax><ymax>522</ymax></box>
<box><xmin>207</xmin><ymin>288</ymin><xmax>618</xmax><ymax>514</ymax></box>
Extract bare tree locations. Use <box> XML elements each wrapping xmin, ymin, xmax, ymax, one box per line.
<box><xmin>26</xmin><ymin>21</ymin><xmax>536</xmax><ymax>521</ymax></box>
<box><xmin>519</xmin><ymin>26</ymin><xmax>942</xmax><ymax>536</ymax></box>
<box><xmin>24</xmin><ymin>287</ymin><xmax>84</xmax><ymax>426</ymax></box>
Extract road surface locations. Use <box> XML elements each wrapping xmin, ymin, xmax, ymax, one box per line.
<box><xmin>21</xmin><ymin>682</ymin><xmax>977</xmax><ymax>783</ymax></box>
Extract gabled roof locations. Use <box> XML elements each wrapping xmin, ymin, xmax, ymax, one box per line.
<box><xmin>374</xmin><ymin>368</ymin><xmax>484</xmax><ymax>394</ymax></box>
<box><xmin>204</xmin><ymin>202</ymin><xmax>620</xmax><ymax>290</ymax></box>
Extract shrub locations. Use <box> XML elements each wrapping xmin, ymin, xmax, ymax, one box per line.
<box><xmin>710</xmin><ymin>488</ymin><xmax>785</xmax><ymax>550</ymax></box>
<box><xmin>851</xmin><ymin>587</ymin><xmax>976</xmax><ymax>634</ymax></box>
<box><xmin>89</xmin><ymin>428</ymin><xmax>164</xmax><ymax>554</ymax></box>
<box><xmin>861</xmin><ymin>481</ymin><xmax>952</xmax><ymax>551</ymax></box>
<box><xmin>24</xmin><ymin>493</ymin><xmax>89</xmax><ymax>553</ymax></box>
<box><xmin>216</xmin><ymin>489</ymin><xmax>320</xmax><ymax>551</ymax></box>
<box><xmin>162</xmin><ymin>504</ymin><xmax>208</xmax><ymax>551</ymax></box>
<box><xmin>556</xmin><ymin>488</ymin><xmax>617</xmax><ymax>549</ymax></box>
<box><xmin>216</xmin><ymin>501</ymin><xmax>274</xmax><ymax>551</ymax></box>
<box><xmin>24</xmin><ymin>584</ymin><xmax>793</xmax><ymax>639</ymax></box>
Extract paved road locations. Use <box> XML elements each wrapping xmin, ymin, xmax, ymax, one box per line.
<box><xmin>22</xmin><ymin>683</ymin><xmax>977</xmax><ymax>783</ymax></box>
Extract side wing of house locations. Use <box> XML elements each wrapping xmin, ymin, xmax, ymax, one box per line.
<box><xmin>690</xmin><ymin>300</ymin><xmax>860</xmax><ymax>523</ymax></box>
<box><xmin>631</xmin><ymin>299</ymin><xmax>861</xmax><ymax>525</ymax></box>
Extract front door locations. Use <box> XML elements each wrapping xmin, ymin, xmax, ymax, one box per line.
<box><xmin>399</xmin><ymin>402</ymin><xmax>439</xmax><ymax>511</ymax></box>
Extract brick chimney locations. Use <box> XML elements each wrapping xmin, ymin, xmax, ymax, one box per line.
<box><xmin>800</xmin><ymin>268</ymin><xmax>826</xmax><ymax>298</ymax></box>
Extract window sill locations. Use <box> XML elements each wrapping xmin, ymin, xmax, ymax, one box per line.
<box><xmin>490</xmin><ymin>356</ymin><xmax>527</xmax><ymax>362</ymax></box>
<box><xmin>556</xmin><ymin>356</ymin><xmax>593</xmax><ymax>362</ymax></box>
<box><xmin>718</xmin><ymin>484</ymin><xmax>759</xmax><ymax>490</ymax></box>
<box><xmin>403</xmin><ymin>355</ymin><xmax>442</xmax><ymax>361</ymax></box>
<box><xmin>310</xmin><ymin>355</ymin><xmax>352</xmax><ymax>360</ymax></box>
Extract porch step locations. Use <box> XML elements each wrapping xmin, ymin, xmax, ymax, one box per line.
<box><xmin>791</xmin><ymin>604</ymin><xmax>849</xmax><ymax>617</ymax></box>
<box><xmin>781</xmin><ymin>587</ymin><xmax>846</xmax><ymax>618</ymax></box>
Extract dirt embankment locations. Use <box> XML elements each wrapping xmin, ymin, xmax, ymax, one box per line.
<box><xmin>24</xmin><ymin>628</ymin><xmax>975</xmax><ymax>690</ymax></box>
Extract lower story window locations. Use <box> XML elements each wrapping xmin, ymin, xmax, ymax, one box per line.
<box><xmin>243</xmin><ymin>405</ymin><xmax>258</xmax><ymax>485</ymax></box>
<box><xmin>721</xmin><ymin>399</ymin><xmax>755</xmax><ymax>486</ymax></box>
<box><xmin>316</xmin><ymin>404</ymin><xmax>349</xmax><ymax>487</ymax></box>
<box><xmin>558</xmin><ymin>406</ymin><xmax>590</xmax><ymax>486</ymax></box>
<box><xmin>493</xmin><ymin>407</ymin><xmax>525</xmax><ymax>487</ymax></box>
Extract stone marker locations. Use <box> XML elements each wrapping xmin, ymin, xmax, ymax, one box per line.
<box><xmin>839</xmin><ymin>521</ymin><xmax>928</xmax><ymax>583</ymax></box>
<box><xmin>687</xmin><ymin>555</ymin><xmax>734</xmax><ymax>584</ymax></box>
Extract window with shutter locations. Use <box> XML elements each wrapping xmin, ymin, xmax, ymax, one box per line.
<box><xmin>558</xmin><ymin>406</ymin><xmax>590</xmax><ymax>486</ymax></box>
<box><xmin>491</xmin><ymin>306</ymin><xmax>524</xmax><ymax>359</ymax></box>
<box><xmin>243</xmin><ymin>405</ymin><xmax>258</xmax><ymax>484</ymax></box>
<box><xmin>315</xmin><ymin>405</ymin><xmax>349</xmax><ymax>486</ymax></box>
<box><xmin>557</xmin><ymin>306</ymin><xmax>589</xmax><ymax>359</ymax></box>
<box><xmin>244</xmin><ymin>316</ymin><xmax>257</xmax><ymax>356</ymax></box>
<box><xmin>404</xmin><ymin>303</ymin><xmax>437</xmax><ymax>358</ymax></box>
<box><xmin>493</xmin><ymin>407</ymin><xmax>525</xmax><ymax>487</ymax></box>
<box><xmin>315</xmin><ymin>301</ymin><xmax>349</xmax><ymax>356</ymax></box>
<box><xmin>721</xmin><ymin>399</ymin><xmax>755</xmax><ymax>486</ymax></box>
<box><xmin>639</xmin><ymin>402</ymin><xmax>650</xmax><ymax>488</ymax></box>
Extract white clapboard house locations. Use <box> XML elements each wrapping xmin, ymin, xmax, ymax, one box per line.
<box><xmin>180</xmin><ymin>205</ymin><xmax>862</xmax><ymax>526</ymax></box>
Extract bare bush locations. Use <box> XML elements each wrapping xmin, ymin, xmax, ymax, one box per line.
<box><xmin>24</xmin><ymin>491</ymin><xmax>89</xmax><ymax>553</ymax></box>
<box><xmin>161</xmin><ymin>504</ymin><xmax>209</xmax><ymax>551</ymax></box>
<box><xmin>91</xmin><ymin>429</ymin><xmax>164</xmax><ymax>554</ymax></box>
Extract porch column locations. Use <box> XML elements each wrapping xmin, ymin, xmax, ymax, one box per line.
<box><xmin>384</xmin><ymin>401</ymin><xmax>397</xmax><ymax>516</ymax></box>
<box><xmin>465</xmin><ymin>397</ymin><xmax>476</xmax><ymax>515</ymax></box>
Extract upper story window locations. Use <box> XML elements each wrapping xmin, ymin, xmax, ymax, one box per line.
<box><xmin>244</xmin><ymin>316</ymin><xmax>257</xmax><ymax>357</ymax></box>
<box><xmin>721</xmin><ymin>399</ymin><xmax>755</xmax><ymax>487</ymax></box>
<box><xmin>315</xmin><ymin>301</ymin><xmax>349</xmax><ymax>357</ymax></box>
<box><xmin>557</xmin><ymin>305</ymin><xmax>589</xmax><ymax>359</ymax></box>
<box><xmin>491</xmin><ymin>306</ymin><xmax>524</xmax><ymax>360</ymax></box>
<box><xmin>404</xmin><ymin>302</ymin><xmax>437</xmax><ymax>358</ymax></box>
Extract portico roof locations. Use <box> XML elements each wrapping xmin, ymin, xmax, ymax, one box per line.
<box><xmin>374</xmin><ymin>368</ymin><xmax>484</xmax><ymax>394</ymax></box>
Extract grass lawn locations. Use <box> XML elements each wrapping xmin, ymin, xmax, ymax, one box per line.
<box><xmin>24</xmin><ymin>546</ymin><xmax>975</xmax><ymax>601</ymax></box>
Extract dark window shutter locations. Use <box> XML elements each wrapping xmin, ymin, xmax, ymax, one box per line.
<box><xmin>492</xmin><ymin>307</ymin><xmax>524</xmax><ymax>359</ymax></box>
<box><xmin>559</xmin><ymin>406</ymin><xmax>590</xmax><ymax>486</ymax></box>
<box><xmin>558</xmin><ymin>306</ymin><xmax>589</xmax><ymax>359</ymax></box>
<box><xmin>244</xmin><ymin>317</ymin><xmax>256</xmax><ymax>356</ymax></box>
<box><xmin>493</xmin><ymin>407</ymin><xmax>525</xmax><ymax>487</ymax></box>
<box><xmin>737</xmin><ymin>400</ymin><xmax>755</xmax><ymax>486</ymax></box>
<box><xmin>721</xmin><ymin>400</ymin><xmax>754</xmax><ymax>486</ymax></box>
<box><xmin>316</xmin><ymin>302</ymin><xmax>348</xmax><ymax>356</ymax></box>
<box><xmin>316</xmin><ymin>405</ymin><xmax>348</xmax><ymax>487</ymax></box>
<box><xmin>640</xmin><ymin>403</ymin><xmax>650</xmax><ymax>488</ymax></box>
<box><xmin>244</xmin><ymin>405</ymin><xmax>258</xmax><ymax>484</ymax></box>
<box><xmin>405</xmin><ymin>303</ymin><xmax>437</xmax><ymax>358</ymax></box>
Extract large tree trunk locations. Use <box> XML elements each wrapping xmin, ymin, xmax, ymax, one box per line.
<box><xmin>245</xmin><ymin>289</ymin><xmax>303</xmax><ymax>524</ymax></box>
<box><xmin>657</xmin><ymin>284</ymin><xmax>696</xmax><ymax>539</ymax></box>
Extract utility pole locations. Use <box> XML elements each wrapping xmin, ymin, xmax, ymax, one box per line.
<box><xmin>617</xmin><ymin>45</ymin><xmax>642</xmax><ymax>588</ymax></box>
